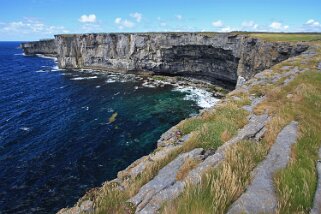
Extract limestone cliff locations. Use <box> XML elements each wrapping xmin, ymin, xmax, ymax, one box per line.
<box><xmin>22</xmin><ymin>33</ymin><xmax>308</xmax><ymax>87</ymax></box>
<box><xmin>21</xmin><ymin>39</ymin><xmax>57</xmax><ymax>56</ymax></box>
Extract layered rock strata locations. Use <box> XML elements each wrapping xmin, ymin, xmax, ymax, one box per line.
<box><xmin>21</xmin><ymin>33</ymin><xmax>308</xmax><ymax>87</ymax></box>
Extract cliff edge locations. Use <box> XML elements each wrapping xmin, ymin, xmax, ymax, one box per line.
<box><xmin>21</xmin><ymin>33</ymin><xmax>308</xmax><ymax>87</ymax></box>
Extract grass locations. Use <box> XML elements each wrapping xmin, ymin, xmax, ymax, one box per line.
<box><xmin>179</xmin><ymin>102</ymin><xmax>248</xmax><ymax>149</ymax></box>
<box><xmin>267</xmin><ymin>71</ymin><xmax>321</xmax><ymax>213</ymax></box>
<box><xmin>162</xmin><ymin>140</ymin><xmax>268</xmax><ymax>214</ymax></box>
<box><xmin>247</xmin><ymin>33</ymin><xmax>321</xmax><ymax>42</ymax></box>
<box><xmin>176</xmin><ymin>158</ymin><xmax>200</xmax><ymax>181</ymax></box>
<box><xmin>251</xmin><ymin>44</ymin><xmax>321</xmax><ymax>212</ymax></box>
<box><xmin>94</xmin><ymin>147</ymin><xmax>184</xmax><ymax>214</ymax></box>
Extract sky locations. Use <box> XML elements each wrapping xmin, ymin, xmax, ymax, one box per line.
<box><xmin>0</xmin><ymin>0</ymin><xmax>320</xmax><ymax>41</ymax></box>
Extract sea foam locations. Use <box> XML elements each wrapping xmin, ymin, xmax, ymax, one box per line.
<box><xmin>173</xmin><ymin>86</ymin><xmax>219</xmax><ymax>108</ymax></box>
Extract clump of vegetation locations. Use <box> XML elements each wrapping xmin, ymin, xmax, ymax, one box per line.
<box><xmin>179</xmin><ymin>102</ymin><xmax>248</xmax><ymax>149</ymax></box>
<box><xmin>108</xmin><ymin>112</ymin><xmax>118</xmax><ymax>124</ymax></box>
<box><xmin>176</xmin><ymin>158</ymin><xmax>200</xmax><ymax>181</ymax></box>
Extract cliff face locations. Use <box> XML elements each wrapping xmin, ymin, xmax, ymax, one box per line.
<box><xmin>21</xmin><ymin>39</ymin><xmax>57</xmax><ymax>56</ymax></box>
<box><xmin>22</xmin><ymin>33</ymin><xmax>308</xmax><ymax>86</ymax></box>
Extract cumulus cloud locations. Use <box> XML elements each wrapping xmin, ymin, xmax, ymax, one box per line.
<box><xmin>306</xmin><ymin>19</ymin><xmax>321</xmax><ymax>27</ymax></box>
<box><xmin>115</xmin><ymin>17</ymin><xmax>122</xmax><ymax>24</ymax></box>
<box><xmin>211</xmin><ymin>20</ymin><xmax>234</xmax><ymax>32</ymax></box>
<box><xmin>130</xmin><ymin>12</ymin><xmax>142</xmax><ymax>22</ymax></box>
<box><xmin>269</xmin><ymin>21</ymin><xmax>289</xmax><ymax>31</ymax></box>
<box><xmin>79</xmin><ymin>14</ymin><xmax>97</xmax><ymax>23</ymax></box>
<box><xmin>301</xmin><ymin>19</ymin><xmax>321</xmax><ymax>32</ymax></box>
<box><xmin>241</xmin><ymin>21</ymin><xmax>258</xmax><ymax>30</ymax></box>
<box><xmin>114</xmin><ymin>17</ymin><xmax>134</xmax><ymax>29</ymax></box>
<box><xmin>220</xmin><ymin>26</ymin><xmax>235</xmax><ymax>32</ymax></box>
<box><xmin>212</xmin><ymin>20</ymin><xmax>224</xmax><ymax>27</ymax></box>
<box><xmin>0</xmin><ymin>17</ymin><xmax>69</xmax><ymax>36</ymax></box>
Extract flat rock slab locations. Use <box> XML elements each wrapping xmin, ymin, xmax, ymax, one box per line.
<box><xmin>129</xmin><ymin>148</ymin><xmax>204</xmax><ymax>213</ymax></box>
<box><xmin>311</xmin><ymin>148</ymin><xmax>321</xmax><ymax>214</ymax></box>
<box><xmin>317</xmin><ymin>62</ymin><xmax>321</xmax><ymax>72</ymax></box>
<box><xmin>227</xmin><ymin>121</ymin><xmax>298</xmax><ymax>214</ymax></box>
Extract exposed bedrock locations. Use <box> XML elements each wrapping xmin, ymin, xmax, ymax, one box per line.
<box><xmin>21</xmin><ymin>39</ymin><xmax>57</xmax><ymax>56</ymax></box>
<box><xmin>22</xmin><ymin>33</ymin><xmax>308</xmax><ymax>86</ymax></box>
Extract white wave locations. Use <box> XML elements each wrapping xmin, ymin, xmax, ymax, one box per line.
<box><xmin>20</xmin><ymin>127</ymin><xmax>31</xmax><ymax>131</ymax></box>
<box><xmin>142</xmin><ymin>82</ymin><xmax>156</xmax><ymax>88</ymax></box>
<box><xmin>71</xmin><ymin>76</ymin><xmax>98</xmax><ymax>80</ymax></box>
<box><xmin>51</xmin><ymin>65</ymin><xmax>60</xmax><ymax>71</ymax></box>
<box><xmin>173</xmin><ymin>86</ymin><xmax>219</xmax><ymax>108</ymax></box>
<box><xmin>36</xmin><ymin>54</ymin><xmax>57</xmax><ymax>61</ymax></box>
<box><xmin>106</xmin><ymin>79</ymin><xmax>116</xmax><ymax>83</ymax></box>
<box><xmin>35</xmin><ymin>70</ymin><xmax>49</xmax><ymax>73</ymax></box>
<box><xmin>96</xmin><ymin>85</ymin><xmax>101</xmax><ymax>88</ymax></box>
<box><xmin>14</xmin><ymin>53</ymin><xmax>25</xmax><ymax>56</ymax></box>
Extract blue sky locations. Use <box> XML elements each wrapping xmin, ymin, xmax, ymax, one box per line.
<box><xmin>0</xmin><ymin>0</ymin><xmax>320</xmax><ymax>41</ymax></box>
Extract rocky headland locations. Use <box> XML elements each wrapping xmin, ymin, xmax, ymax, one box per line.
<box><xmin>21</xmin><ymin>33</ymin><xmax>308</xmax><ymax>88</ymax></box>
<box><xmin>21</xmin><ymin>33</ymin><xmax>321</xmax><ymax>214</ymax></box>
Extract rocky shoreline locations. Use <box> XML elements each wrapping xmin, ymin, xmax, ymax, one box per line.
<box><xmin>56</xmin><ymin>45</ymin><xmax>317</xmax><ymax>214</ymax></box>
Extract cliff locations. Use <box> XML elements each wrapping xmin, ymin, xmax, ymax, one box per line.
<box><xmin>22</xmin><ymin>33</ymin><xmax>308</xmax><ymax>87</ymax></box>
<box><xmin>21</xmin><ymin>39</ymin><xmax>57</xmax><ymax>56</ymax></box>
<box><xmin>56</xmin><ymin>42</ymin><xmax>321</xmax><ymax>214</ymax></box>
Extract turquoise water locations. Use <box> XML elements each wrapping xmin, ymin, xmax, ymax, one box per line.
<box><xmin>0</xmin><ymin>42</ymin><xmax>203</xmax><ymax>213</ymax></box>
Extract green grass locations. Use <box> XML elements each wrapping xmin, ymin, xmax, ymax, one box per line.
<box><xmin>248</xmin><ymin>33</ymin><xmax>321</xmax><ymax>42</ymax></box>
<box><xmin>179</xmin><ymin>102</ymin><xmax>248</xmax><ymax>149</ymax></box>
<box><xmin>271</xmin><ymin>71</ymin><xmax>321</xmax><ymax>213</ymax></box>
<box><xmin>251</xmin><ymin>43</ymin><xmax>321</xmax><ymax>212</ymax></box>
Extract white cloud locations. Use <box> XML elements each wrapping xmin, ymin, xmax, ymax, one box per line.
<box><xmin>212</xmin><ymin>20</ymin><xmax>224</xmax><ymax>27</ymax></box>
<box><xmin>160</xmin><ymin>22</ymin><xmax>167</xmax><ymax>27</ymax></box>
<box><xmin>270</xmin><ymin>22</ymin><xmax>282</xmax><ymax>29</ymax></box>
<box><xmin>0</xmin><ymin>18</ymin><xmax>69</xmax><ymax>36</ymax></box>
<box><xmin>306</xmin><ymin>19</ymin><xmax>321</xmax><ymax>27</ymax></box>
<box><xmin>123</xmin><ymin>20</ymin><xmax>134</xmax><ymax>28</ymax></box>
<box><xmin>220</xmin><ymin>26</ymin><xmax>234</xmax><ymax>32</ymax></box>
<box><xmin>114</xmin><ymin>17</ymin><xmax>134</xmax><ymax>29</ymax></box>
<box><xmin>130</xmin><ymin>12</ymin><xmax>142</xmax><ymax>22</ymax></box>
<box><xmin>176</xmin><ymin>15</ymin><xmax>183</xmax><ymax>20</ymax></box>
<box><xmin>79</xmin><ymin>14</ymin><xmax>96</xmax><ymax>23</ymax></box>
<box><xmin>241</xmin><ymin>21</ymin><xmax>258</xmax><ymax>30</ymax></box>
<box><xmin>269</xmin><ymin>21</ymin><xmax>289</xmax><ymax>31</ymax></box>
<box><xmin>115</xmin><ymin>17</ymin><xmax>122</xmax><ymax>24</ymax></box>
<box><xmin>301</xmin><ymin>19</ymin><xmax>321</xmax><ymax>32</ymax></box>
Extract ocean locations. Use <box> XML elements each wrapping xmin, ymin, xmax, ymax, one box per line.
<box><xmin>0</xmin><ymin>42</ymin><xmax>218</xmax><ymax>213</ymax></box>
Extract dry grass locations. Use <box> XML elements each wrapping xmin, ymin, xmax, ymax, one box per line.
<box><xmin>162</xmin><ymin>140</ymin><xmax>268</xmax><ymax>214</ymax></box>
<box><xmin>176</xmin><ymin>158</ymin><xmax>200</xmax><ymax>181</ymax></box>
<box><xmin>220</xmin><ymin>129</ymin><xmax>232</xmax><ymax>142</ymax></box>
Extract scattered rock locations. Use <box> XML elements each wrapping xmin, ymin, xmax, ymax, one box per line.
<box><xmin>236</xmin><ymin>76</ymin><xmax>246</xmax><ymax>88</ymax></box>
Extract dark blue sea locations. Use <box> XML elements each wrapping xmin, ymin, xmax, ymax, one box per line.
<box><xmin>0</xmin><ymin>42</ymin><xmax>207</xmax><ymax>213</ymax></box>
